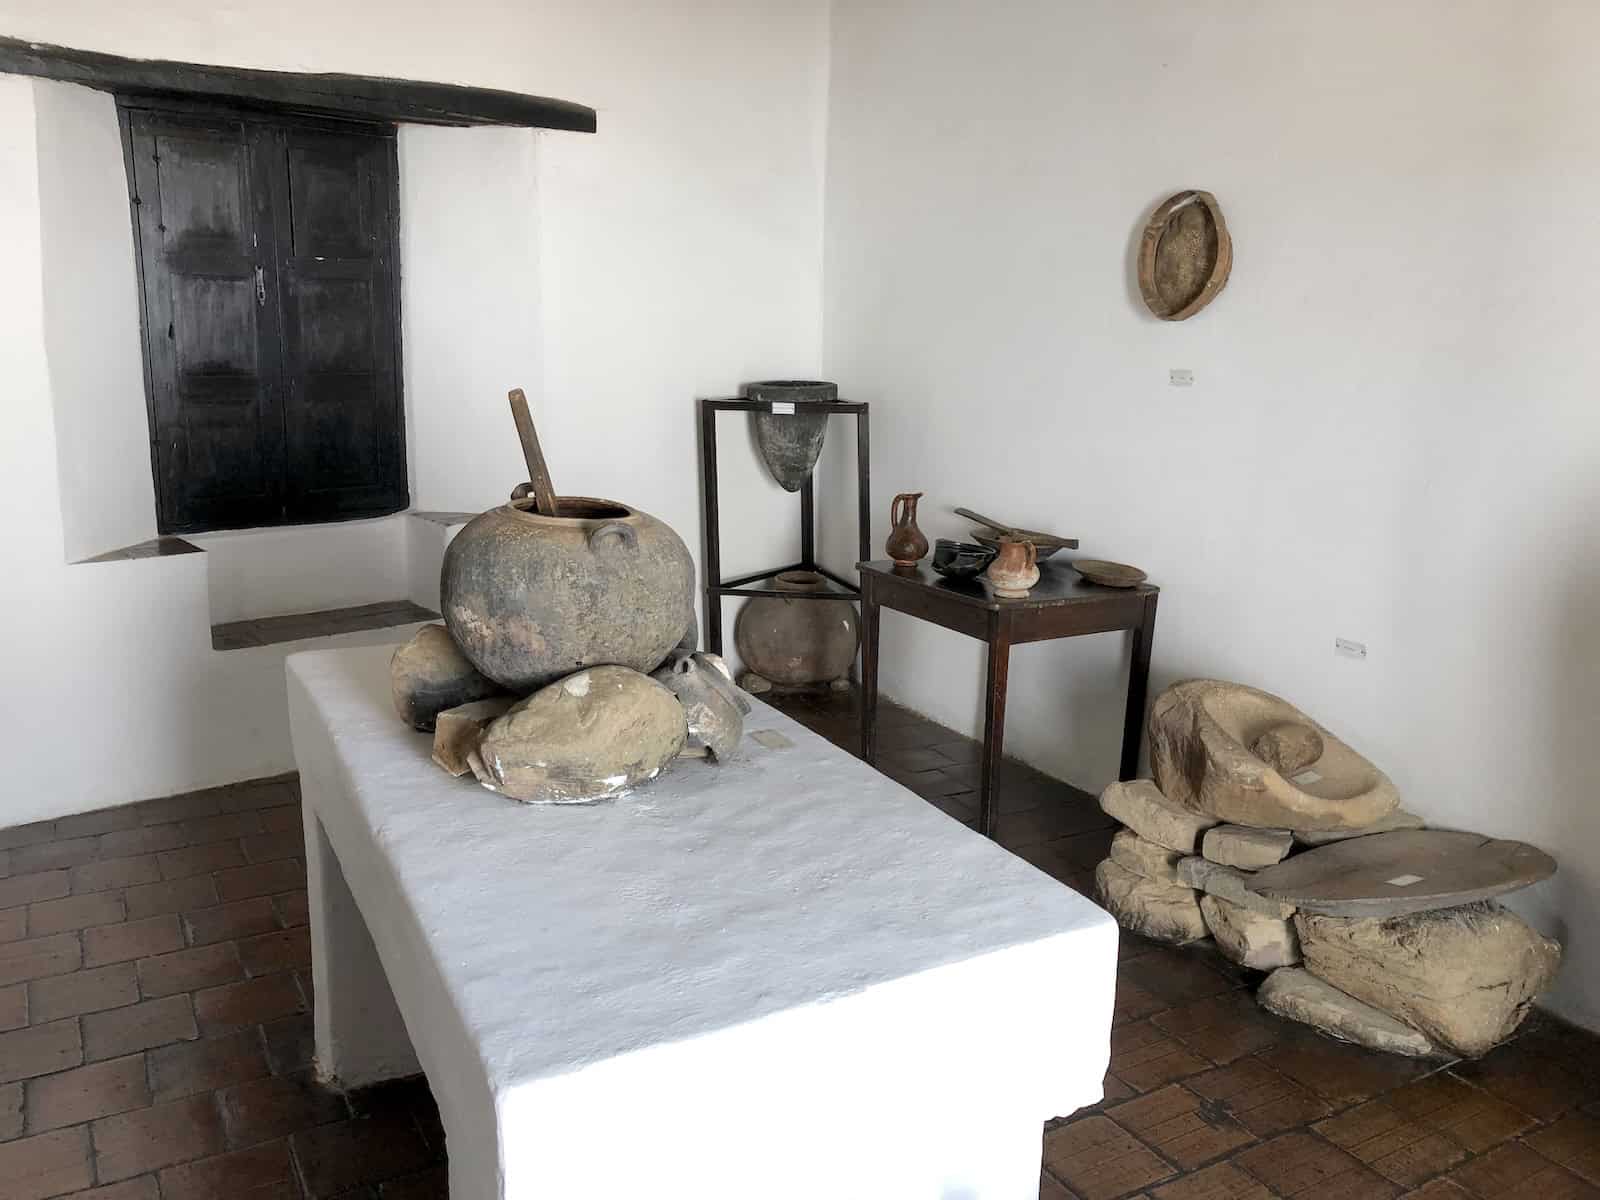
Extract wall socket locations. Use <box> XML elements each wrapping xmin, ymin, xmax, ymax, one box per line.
<box><xmin>1169</xmin><ymin>368</ymin><xmax>1194</xmax><ymax>387</ymax></box>
<box><xmin>1335</xmin><ymin>637</ymin><xmax>1368</xmax><ymax>660</ymax></box>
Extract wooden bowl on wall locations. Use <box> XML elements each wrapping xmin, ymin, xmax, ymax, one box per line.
<box><xmin>1137</xmin><ymin>190</ymin><xmax>1232</xmax><ymax>321</ymax></box>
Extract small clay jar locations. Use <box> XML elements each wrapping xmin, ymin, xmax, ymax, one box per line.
<box><xmin>885</xmin><ymin>492</ymin><xmax>929</xmax><ymax>567</ymax></box>
<box><xmin>985</xmin><ymin>537</ymin><xmax>1039</xmax><ymax>598</ymax></box>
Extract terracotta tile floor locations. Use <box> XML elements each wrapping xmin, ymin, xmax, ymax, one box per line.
<box><xmin>1</xmin><ymin>688</ymin><xmax>1596</xmax><ymax>1198</ymax></box>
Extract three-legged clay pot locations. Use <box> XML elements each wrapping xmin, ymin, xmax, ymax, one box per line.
<box><xmin>885</xmin><ymin>492</ymin><xmax>929</xmax><ymax>567</ymax></box>
<box><xmin>985</xmin><ymin>537</ymin><xmax>1039</xmax><ymax>598</ymax></box>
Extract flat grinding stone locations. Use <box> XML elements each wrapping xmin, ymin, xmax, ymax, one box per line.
<box><xmin>288</xmin><ymin>644</ymin><xmax>1119</xmax><ymax>1198</ymax></box>
<box><xmin>1247</xmin><ymin>829</ymin><xmax>1556</xmax><ymax>917</ymax></box>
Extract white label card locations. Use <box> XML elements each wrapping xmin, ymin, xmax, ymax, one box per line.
<box><xmin>1386</xmin><ymin>874</ymin><xmax>1425</xmax><ymax>888</ymax></box>
<box><xmin>749</xmin><ymin>730</ymin><xmax>793</xmax><ymax>750</ymax></box>
<box><xmin>1291</xmin><ymin>769</ymin><xmax>1323</xmax><ymax>785</ymax></box>
<box><xmin>769</xmin><ymin>401</ymin><xmax>796</xmax><ymax>415</ymax></box>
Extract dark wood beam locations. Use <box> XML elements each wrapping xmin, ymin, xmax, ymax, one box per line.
<box><xmin>0</xmin><ymin>35</ymin><xmax>596</xmax><ymax>132</ymax></box>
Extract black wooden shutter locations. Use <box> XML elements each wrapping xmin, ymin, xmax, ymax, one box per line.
<box><xmin>272</xmin><ymin>125</ymin><xmax>407</xmax><ymax>522</ymax></box>
<box><xmin>128</xmin><ymin>111</ymin><xmax>287</xmax><ymax>533</ymax></box>
<box><xmin>126</xmin><ymin>105</ymin><xmax>406</xmax><ymax>533</ymax></box>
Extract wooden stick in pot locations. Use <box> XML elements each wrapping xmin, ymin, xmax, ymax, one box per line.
<box><xmin>508</xmin><ymin>388</ymin><xmax>559</xmax><ymax>516</ymax></box>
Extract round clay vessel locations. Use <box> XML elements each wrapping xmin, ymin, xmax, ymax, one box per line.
<box><xmin>734</xmin><ymin>570</ymin><xmax>859</xmax><ymax>687</ymax></box>
<box><xmin>441</xmin><ymin>494</ymin><xmax>695</xmax><ymax>692</ymax></box>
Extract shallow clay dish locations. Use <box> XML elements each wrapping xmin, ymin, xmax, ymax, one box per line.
<box><xmin>1137</xmin><ymin>190</ymin><xmax>1232</xmax><ymax>321</ymax></box>
<box><xmin>1071</xmin><ymin>559</ymin><xmax>1147</xmax><ymax>587</ymax></box>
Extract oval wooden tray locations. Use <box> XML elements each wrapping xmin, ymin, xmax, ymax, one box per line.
<box><xmin>1138</xmin><ymin>190</ymin><xmax>1232</xmax><ymax>321</ymax></box>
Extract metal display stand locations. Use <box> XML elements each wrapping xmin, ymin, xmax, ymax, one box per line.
<box><xmin>697</xmin><ymin>396</ymin><xmax>871</xmax><ymax>656</ymax></box>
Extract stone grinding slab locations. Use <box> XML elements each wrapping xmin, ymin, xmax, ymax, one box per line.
<box><xmin>1247</xmin><ymin>829</ymin><xmax>1556</xmax><ymax>917</ymax></box>
<box><xmin>287</xmin><ymin>644</ymin><xmax>1117</xmax><ymax>1199</ymax></box>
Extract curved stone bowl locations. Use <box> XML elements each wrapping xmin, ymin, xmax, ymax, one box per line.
<box><xmin>1149</xmin><ymin>679</ymin><xmax>1400</xmax><ymax>832</ymax></box>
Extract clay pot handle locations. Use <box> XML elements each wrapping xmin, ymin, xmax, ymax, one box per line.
<box><xmin>890</xmin><ymin>493</ymin><xmax>907</xmax><ymax>527</ymax></box>
<box><xmin>1024</xmin><ymin>540</ymin><xmax>1037</xmax><ymax>568</ymax></box>
<box><xmin>511</xmin><ymin>482</ymin><xmax>535</xmax><ymax>502</ymax></box>
<box><xmin>589</xmin><ymin>521</ymin><xmax>638</xmax><ymax>551</ymax></box>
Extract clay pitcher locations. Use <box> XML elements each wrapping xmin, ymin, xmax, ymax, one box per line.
<box><xmin>985</xmin><ymin>537</ymin><xmax>1038</xmax><ymax>598</ymax></box>
<box><xmin>885</xmin><ymin>492</ymin><xmax>929</xmax><ymax>567</ymax></box>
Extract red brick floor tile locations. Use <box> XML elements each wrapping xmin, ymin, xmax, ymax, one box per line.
<box><xmin>123</xmin><ymin>875</ymin><xmax>220</xmax><ymax>921</ymax></box>
<box><xmin>54</xmin><ymin>807</ymin><xmax>144</xmax><ymax>840</ymax></box>
<box><xmin>55</xmin><ymin>1177</ymin><xmax>162</xmax><ymax>1199</ymax></box>
<box><xmin>259</xmin><ymin>806</ymin><xmax>303</xmax><ymax>834</ymax></box>
<box><xmin>0</xmin><ymin>930</ymin><xmax>81</xmax><ymax>987</ymax></box>
<box><xmin>0</xmin><ymin>1017</ymin><xmax>82</xmax><ymax>1083</ymax></box>
<box><xmin>1449</xmin><ymin>1140</ymin><xmax>1600</xmax><ymax>1199</ymax></box>
<box><xmin>137</xmin><ymin>942</ymin><xmax>244</xmax><ymax>997</ymax></box>
<box><xmin>157</xmin><ymin>841</ymin><xmax>245</xmax><ymax>881</ymax></box>
<box><xmin>1314</xmin><ymin>1099</ymin><xmax>1469</xmax><ymax>1187</ymax></box>
<box><xmin>184</xmin><ymin>897</ymin><xmax>278</xmax><ymax>946</ymax></box>
<box><xmin>178</xmin><ymin>812</ymin><xmax>264</xmax><ymax>846</ymax></box>
<box><xmin>96</xmin><ymin>824</ymin><xmax>189</xmax><ymax>861</ymax></box>
<box><xmin>0</xmin><ymin>869</ymin><xmax>71</xmax><ymax>910</ymax></box>
<box><xmin>82</xmin><ymin>994</ymin><xmax>198</xmax><ymax>1061</ymax></box>
<box><xmin>1151</xmin><ymin>1160</ymin><xmax>1274</xmax><ymax>1199</ymax></box>
<box><xmin>1385</xmin><ymin>1072</ymin><xmax>1535</xmax><ymax>1153</ymax></box>
<box><xmin>0</xmin><ymin>982</ymin><xmax>24</xmax><ymax>1030</ymax></box>
<box><xmin>1235</xmin><ymin>1131</ymin><xmax>1395</xmax><ymax>1197</ymax></box>
<box><xmin>273</xmin><ymin>889</ymin><xmax>309</xmax><ymax>928</ymax></box>
<box><xmin>1042</xmin><ymin>1114</ymin><xmax>1177</xmax><ymax>1200</ymax></box>
<box><xmin>24</xmin><ymin>1054</ymin><xmax>150</xmax><ymax>1131</ymax></box>
<box><xmin>1107</xmin><ymin>1083</ymin><xmax>1257</xmax><ymax>1168</ymax></box>
<box><xmin>242</xmin><ymin>831</ymin><xmax>304</xmax><ymax>865</ymax></box>
<box><xmin>238</xmin><ymin>927</ymin><xmax>312</xmax><ymax>976</ymax></box>
<box><xmin>219</xmin><ymin>1071</ymin><xmax>348</xmax><ymax>1148</ymax></box>
<box><xmin>262</xmin><ymin>1012</ymin><xmax>314</xmax><ymax>1074</ymax></box>
<box><xmin>215</xmin><ymin>778</ymin><xmax>298</xmax><ymax>813</ymax></box>
<box><xmin>0</xmin><ymin>907</ymin><xmax>25</xmax><ymax>943</ymax></box>
<box><xmin>1256</xmin><ymin>1028</ymin><xmax>1436</xmax><ymax>1106</ymax></box>
<box><xmin>0</xmin><ymin>821</ymin><xmax>59</xmax><ymax>851</ymax></box>
<box><xmin>1186</xmin><ymin>1057</ymin><xmax>1333</xmax><ymax>1136</ymax></box>
<box><xmin>26</xmin><ymin>891</ymin><xmax>126</xmax><ymax>937</ymax></box>
<box><xmin>1116</xmin><ymin>974</ymin><xmax>1171</xmax><ymax>1026</ymax></box>
<box><xmin>158</xmin><ymin>1139</ymin><xmax>296</xmax><ymax>1200</ymax></box>
<box><xmin>1119</xmin><ymin>948</ymin><xmax>1242</xmax><ymax>1008</ymax></box>
<box><xmin>1113</xmin><ymin>1020</ymin><xmax>1212</xmax><ymax>1092</ymax></box>
<box><xmin>1152</xmin><ymin>991</ymin><xmax>1289</xmax><ymax>1065</ymax></box>
<box><xmin>136</xmin><ymin>792</ymin><xmax>222</xmax><ymax>827</ymax></box>
<box><xmin>91</xmin><ymin>1093</ymin><xmax>225</xmax><ymax>1181</ymax></box>
<box><xmin>193</xmin><ymin>973</ymin><xmax>306</xmax><ymax>1037</ymax></box>
<box><xmin>28</xmin><ymin>962</ymin><xmax>139</xmax><ymax>1023</ymax></box>
<box><xmin>148</xmin><ymin>1029</ymin><xmax>270</xmax><ymax>1102</ymax></box>
<box><xmin>379</xmin><ymin>1166</ymin><xmax>450</xmax><ymax>1199</ymax></box>
<box><xmin>215</xmin><ymin>859</ymin><xmax>305</xmax><ymax>904</ymax></box>
<box><xmin>1525</xmin><ymin>1112</ymin><xmax>1600</xmax><ymax>1186</ymax></box>
<box><xmin>1449</xmin><ymin>1041</ymin><xmax>1597</xmax><ymax>1121</ymax></box>
<box><xmin>1401</xmin><ymin>1182</ymin><xmax>1475</xmax><ymax>1200</ymax></box>
<box><xmin>291</xmin><ymin>1110</ymin><xmax>434</xmax><ymax>1197</ymax></box>
<box><xmin>0</xmin><ymin>1125</ymin><xmax>94</xmax><ymax>1199</ymax></box>
<box><xmin>83</xmin><ymin>915</ymin><xmax>184</xmax><ymax>968</ymax></box>
<box><xmin>0</xmin><ymin>1080</ymin><xmax>21</xmax><ymax>1138</ymax></box>
<box><xmin>10</xmin><ymin>837</ymin><xmax>102</xmax><ymax>875</ymax></box>
<box><xmin>69</xmin><ymin>855</ymin><xmax>161</xmax><ymax>895</ymax></box>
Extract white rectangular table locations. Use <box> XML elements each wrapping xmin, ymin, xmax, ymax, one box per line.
<box><xmin>287</xmin><ymin>644</ymin><xmax>1117</xmax><ymax>1199</ymax></box>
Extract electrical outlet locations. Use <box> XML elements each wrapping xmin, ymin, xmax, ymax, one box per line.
<box><xmin>1168</xmin><ymin>368</ymin><xmax>1194</xmax><ymax>387</ymax></box>
<box><xmin>1335</xmin><ymin>637</ymin><xmax>1367</xmax><ymax>660</ymax></box>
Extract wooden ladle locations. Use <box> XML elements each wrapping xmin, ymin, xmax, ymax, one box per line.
<box><xmin>953</xmin><ymin>506</ymin><xmax>1077</xmax><ymax>551</ymax></box>
<box><xmin>508</xmin><ymin>388</ymin><xmax>559</xmax><ymax>516</ymax></box>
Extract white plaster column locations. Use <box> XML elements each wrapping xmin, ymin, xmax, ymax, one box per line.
<box><xmin>303</xmin><ymin>805</ymin><xmax>421</xmax><ymax>1089</ymax></box>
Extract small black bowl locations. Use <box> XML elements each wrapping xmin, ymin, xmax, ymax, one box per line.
<box><xmin>931</xmin><ymin>538</ymin><xmax>997</xmax><ymax>579</ymax></box>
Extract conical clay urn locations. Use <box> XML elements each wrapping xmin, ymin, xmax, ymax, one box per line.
<box><xmin>748</xmin><ymin>380</ymin><xmax>838</xmax><ymax>492</ymax></box>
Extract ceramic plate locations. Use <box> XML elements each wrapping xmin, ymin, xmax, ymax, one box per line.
<box><xmin>1071</xmin><ymin>558</ymin><xmax>1147</xmax><ymax>587</ymax></box>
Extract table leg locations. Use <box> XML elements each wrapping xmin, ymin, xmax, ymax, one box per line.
<box><xmin>859</xmin><ymin>582</ymin><xmax>880</xmax><ymax>763</ymax></box>
<box><xmin>980</xmin><ymin>613</ymin><xmax>1012</xmax><ymax>839</ymax></box>
<box><xmin>1119</xmin><ymin>591</ymin><xmax>1159</xmax><ymax>780</ymax></box>
<box><xmin>303</xmin><ymin>805</ymin><xmax>420</xmax><ymax>1089</ymax></box>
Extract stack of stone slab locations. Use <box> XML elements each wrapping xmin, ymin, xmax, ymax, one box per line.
<box><xmin>1094</xmin><ymin>678</ymin><xmax>1561</xmax><ymax>1059</ymax></box>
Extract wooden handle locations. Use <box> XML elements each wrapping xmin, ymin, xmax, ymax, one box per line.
<box><xmin>508</xmin><ymin>388</ymin><xmax>559</xmax><ymax>516</ymax></box>
<box><xmin>954</xmin><ymin>506</ymin><xmax>1014</xmax><ymax>535</ymax></box>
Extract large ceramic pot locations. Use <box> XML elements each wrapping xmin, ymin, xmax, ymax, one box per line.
<box><xmin>749</xmin><ymin>380</ymin><xmax>838</xmax><ymax>492</ymax></box>
<box><xmin>734</xmin><ymin>570</ymin><xmax>859</xmax><ymax>688</ymax></box>
<box><xmin>441</xmin><ymin>494</ymin><xmax>695</xmax><ymax>692</ymax></box>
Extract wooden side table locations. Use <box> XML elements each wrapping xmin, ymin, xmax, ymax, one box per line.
<box><xmin>857</xmin><ymin>560</ymin><xmax>1159</xmax><ymax>838</ymax></box>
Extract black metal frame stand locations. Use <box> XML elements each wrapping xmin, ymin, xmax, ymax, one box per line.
<box><xmin>698</xmin><ymin>396</ymin><xmax>872</xmax><ymax>656</ymax></box>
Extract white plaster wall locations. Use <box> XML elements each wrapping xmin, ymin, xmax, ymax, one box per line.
<box><xmin>34</xmin><ymin>80</ymin><xmax>156</xmax><ymax>563</ymax></box>
<box><xmin>192</xmin><ymin>517</ymin><xmax>412</xmax><ymax>623</ymax></box>
<box><xmin>821</xmin><ymin>0</ymin><xmax>1600</xmax><ymax>1029</ymax></box>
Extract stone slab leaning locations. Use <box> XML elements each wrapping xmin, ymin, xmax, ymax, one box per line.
<box><xmin>1257</xmin><ymin>967</ymin><xmax>1436</xmax><ymax>1058</ymax></box>
<box><xmin>1095</xmin><ymin>859</ymin><xmax>1207</xmax><ymax>944</ymax></box>
<box><xmin>1100</xmin><ymin>779</ymin><xmax>1217</xmax><ymax>855</ymax></box>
